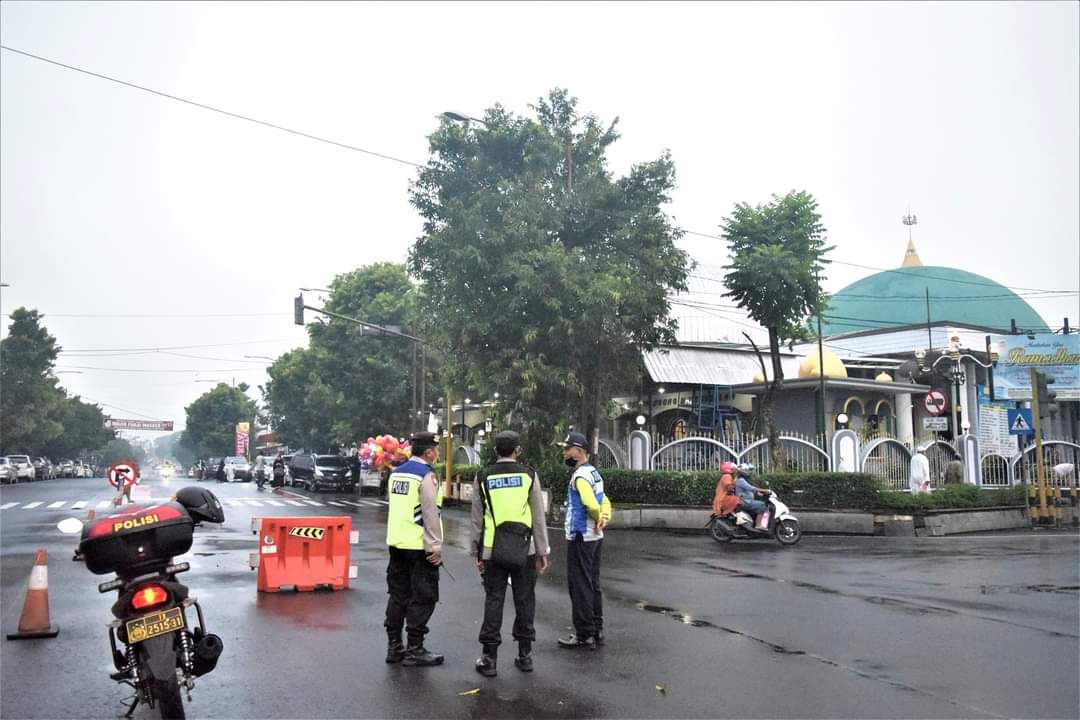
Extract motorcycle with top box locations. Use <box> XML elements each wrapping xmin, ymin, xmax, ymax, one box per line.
<box><xmin>74</xmin><ymin>486</ymin><xmax>225</xmax><ymax>719</ymax></box>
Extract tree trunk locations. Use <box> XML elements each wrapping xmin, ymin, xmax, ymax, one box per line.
<box><xmin>766</xmin><ymin>327</ymin><xmax>787</xmax><ymax>471</ymax></box>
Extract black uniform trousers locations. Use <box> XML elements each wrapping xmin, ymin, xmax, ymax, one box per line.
<box><xmin>478</xmin><ymin>554</ymin><xmax>539</xmax><ymax>648</ymax></box>
<box><xmin>566</xmin><ymin>535</ymin><xmax>603</xmax><ymax>639</ymax></box>
<box><xmin>384</xmin><ymin>547</ymin><xmax>440</xmax><ymax>645</ymax></box>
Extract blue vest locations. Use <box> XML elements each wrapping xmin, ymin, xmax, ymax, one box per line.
<box><xmin>565</xmin><ymin>463</ymin><xmax>605</xmax><ymax>541</ymax></box>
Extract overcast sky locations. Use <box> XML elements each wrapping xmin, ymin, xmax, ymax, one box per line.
<box><xmin>2</xmin><ymin>1</ymin><xmax>1077</xmax><ymax>440</ymax></box>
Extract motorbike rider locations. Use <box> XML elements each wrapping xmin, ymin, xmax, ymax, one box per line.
<box><xmin>733</xmin><ymin>463</ymin><xmax>769</xmax><ymax>526</ymax></box>
<box><xmin>271</xmin><ymin>453</ymin><xmax>285</xmax><ymax>488</ymax></box>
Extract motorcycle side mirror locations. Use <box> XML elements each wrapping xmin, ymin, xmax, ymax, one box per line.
<box><xmin>57</xmin><ymin>517</ymin><xmax>85</xmax><ymax>535</ymax></box>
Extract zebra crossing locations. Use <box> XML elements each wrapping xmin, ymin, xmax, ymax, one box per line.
<box><xmin>0</xmin><ymin>497</ymin><xmax>389</xmax><ymax>511</ymax></box>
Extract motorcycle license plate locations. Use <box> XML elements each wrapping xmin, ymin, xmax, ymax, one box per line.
<box><xmin>126</xmin><ymin>607</ymin><xmax>185</xmax><ymax>643</ymax></box>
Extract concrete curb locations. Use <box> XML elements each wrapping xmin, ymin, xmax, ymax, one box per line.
<box><xmin>609</xmin><ymin>505</ymin><xmax>1030</xmax><ymax>536</ymax></box>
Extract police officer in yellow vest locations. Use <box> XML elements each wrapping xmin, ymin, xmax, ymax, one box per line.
<box><xmin>471</xmin><ymin>431</ymin><xmax>551</xmax><ymax>677</ymax></box>
<box><xmin>384</xmin><ymin>431</ymin><xmax>445</xmax><ymax>667</ymax></box>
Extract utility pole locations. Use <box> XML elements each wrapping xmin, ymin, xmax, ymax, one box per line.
<box><xmin>1031</xmin><ymin>367</ymin><xmax>1049</xmax><ymax>524</ymax></box>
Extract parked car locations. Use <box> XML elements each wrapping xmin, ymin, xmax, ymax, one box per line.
<box><xmin>222</xmin><ymin>456</ymin><xmax>252</xmax><ymax>481</ymax></box>
<box><xmin>0</xmin><ymin>457</ymin><xmax>17</xmax><ymax>484</ymax></box>
<box><xmin>288</xmin><ymin>454</ymin><xmax>355</xmax><ymax>492</ymax></box>
<box><xmin>31</xmin><ymin>457</ymin><xmax>52</xmax><ymax>480</ymax></box>
<box><xmin>8</xmin><ymin>455</ymin><xmax>35</xmax><ymax>482</ymax></box>
<box><xmin>59</xmin><ymin>460</ymin><xmax>75</xmax><ymax>478</ymax></box>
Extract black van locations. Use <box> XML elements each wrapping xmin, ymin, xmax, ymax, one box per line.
<box><xmin>288</xmin><ymin>454</ymin><xmax>355</xmax><ymax>493</ymax></box>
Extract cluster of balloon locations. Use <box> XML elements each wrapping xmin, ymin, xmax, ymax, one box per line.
<box><xmin>358</xmin><ymin>435</ymin><xmax>411</xmax><ymax>471</ymax></box>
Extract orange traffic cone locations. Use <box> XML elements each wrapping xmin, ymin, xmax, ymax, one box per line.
<box><xmin>6</xmin><ymin>549</ymin><xmax>59</xmax><ymax>640</ymax></box>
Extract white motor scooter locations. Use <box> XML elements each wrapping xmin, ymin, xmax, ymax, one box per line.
<box><xmin>708</xmin><ymin>489</ymin><xmax>802</xmax><ymax>546</ymax></box>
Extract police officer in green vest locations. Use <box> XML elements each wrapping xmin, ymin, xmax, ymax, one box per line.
<box><xmin>471</xmin><ymin>430</ymin><xmax>551</xmax><ymax>677</ymax></box>
<box><xmin>384</xmin><ymin>431</ymin><xmax>445</xmax><ymax>667</ymax></box>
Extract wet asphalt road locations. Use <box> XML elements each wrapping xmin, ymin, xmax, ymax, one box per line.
<box><xmin>2</xmin><ymin>475</ymin><xmax>1078</xmax><ymax>719</ymax></box>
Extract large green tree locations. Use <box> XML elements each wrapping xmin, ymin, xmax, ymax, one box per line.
<box><xmin>263</xmin><ymin>262</ymin><xmax>425</xmax><ymax>450</ymax></box>
<box><xmin>41</xmin><ymin>396</ymin><xmax>114</xmax><ymax>460</ymax></box>
<box><xmin>179</xmin><ymin>383</ymin><xmax>257</xmax><ymax>458</ymax></box>
<box><xmin>409</xmin><ymin>89</ymin><xmax>691</xmax><ymax>449</ymax></box>
<box><xmin>721</xmin><ymin>190</ymin><xmax>831</xmax><ymax>463</ymax></box>
<box><xmin>1</xmin><ymin>308</ymin><xmax>68</xmax><ymax>454</ymax></box>
<box><xmin>99</xmin><ymin>437</ymin><xmax>147</xmax><ymax>466</ymax></box>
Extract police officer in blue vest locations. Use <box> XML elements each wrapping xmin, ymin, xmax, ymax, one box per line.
<box><xmin>384</xmin><ymin>431</ymin><xmax>445</xmax><ymax>667</ymax></box>
<box><xmin>471</xmin><ymin>431</ymin><xmax>551</xmax><ymax>677</ymax></box>
<box><xmin>558</xmin><ymin>431</ymin><xmax>612</xmax><ymax>650</ymax></box>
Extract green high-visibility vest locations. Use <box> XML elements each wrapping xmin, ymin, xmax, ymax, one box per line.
<box><xmin>479</xmin><ymin>465</ymin><xmax>533</xmax><ymax>549</ymax></box>
<box><xmin>386</xmin><ymin>463</ymin><xmax>443</xmax><ymax>550</ymax></box>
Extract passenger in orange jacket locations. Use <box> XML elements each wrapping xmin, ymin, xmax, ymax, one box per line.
<box><xmin>712</xmin><ymin>462</ymin><xmax>741</xmax><ymax>516</ymax></box>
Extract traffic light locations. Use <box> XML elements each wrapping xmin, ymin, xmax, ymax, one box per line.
<box><xmin>1034</xmin><ymin>370</ymin><xmax>1058</xmax><ymax>417</ymax></box>
<box><xmin>293</xmin><ymin>294</ymin><xmax>304</xmax><ymax>326</ymax></box>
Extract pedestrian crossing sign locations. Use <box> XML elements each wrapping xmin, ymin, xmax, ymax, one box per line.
<box><xmin>1007</xmin><ymin>408</ymin><xmax>1034</xmax><ymax>435</ymax></box>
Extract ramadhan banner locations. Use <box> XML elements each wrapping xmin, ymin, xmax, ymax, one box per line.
<box><xmin>993</xmin><ymin>334</ymin><xmax>1079</xmax><ymax>401</ymax></box>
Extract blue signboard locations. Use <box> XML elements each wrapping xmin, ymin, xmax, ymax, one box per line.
<box><xmin>993</xmin><ymin>334</ymin><xmax>1079</xmax><ymax>401</ymax></box>
<box><xmin>1007</xmin><ymin>408</ymin><xmax>1034</xmax><ymax>436</ymax></box>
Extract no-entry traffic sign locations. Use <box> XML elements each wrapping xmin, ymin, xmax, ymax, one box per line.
<box><xmin>924</xmin><ymin>390</ymin><xmax>949</xmax><ymax>416</ymax></box>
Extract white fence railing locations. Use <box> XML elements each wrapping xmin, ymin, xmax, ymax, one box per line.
<box><xmin>606</xmin><ymin>431</ymin><xmax>1079</xmax><ymax>491</ymax></box>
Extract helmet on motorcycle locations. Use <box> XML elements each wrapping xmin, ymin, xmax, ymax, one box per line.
<box><xmin>720</xmin><ymin>461</ymin><xmax>737</xmax><ymax>475</ymax></box>
<box><xmin>175</xmin><ymin>486</ymin><xmax>225</xmax><ymax>524</ymax></box>
<box><xmin>738</xmin><ymin>463</ymin><xmax>755</xmax><ymax>473</ymax></box>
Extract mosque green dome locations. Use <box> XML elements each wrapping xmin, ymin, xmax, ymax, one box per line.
<box><xmin>821</xmin><ymin>257</ymin><xmax>1049</xmax><ymax>337</ymax></box>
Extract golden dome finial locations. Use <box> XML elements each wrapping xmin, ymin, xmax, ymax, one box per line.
<box><xmin>901</xmin><ymin>213</ymin><xmax>923</xmax><ymax>267</ymax></box>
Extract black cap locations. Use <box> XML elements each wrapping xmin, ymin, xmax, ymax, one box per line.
<box><xmin>409</xmin><ymin>432</ymin><xmax>439</xmax><ymax>452</ymax></box>
<box><xmin>494</xmin><ymin>430</ymin><xmax>520</xmax><ymax>457</ymax></box>
<box><xmin>558</xmin><ymin>431</ymin><xmax>588</xmax><ymax>451</ymax></box>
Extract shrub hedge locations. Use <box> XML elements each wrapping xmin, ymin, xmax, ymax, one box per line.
<box><xmin>434</xmin><ymin>464</ymin><xmax>1027</xmax><ymax>512</ymax></box>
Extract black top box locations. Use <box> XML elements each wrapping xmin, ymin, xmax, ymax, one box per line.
<box><xmin>79</xmin><ymin>501</ymin><xmax>194</xmax><ymax>575</ymax></box>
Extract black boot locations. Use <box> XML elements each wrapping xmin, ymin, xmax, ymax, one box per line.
<box><xmin>514</xmin><ymin>641</ymin><xmax>533</xmax><ymax>672</ymax></box>
<box><xmin>474</xmin><ymin>644</ymin><xmax>497</xmax><ymax>677</ymax></box>
<box><xmin>402</xmin><ymin>643</ymin><xmax>444</xmax><ymax>667</ymax></box>
<box><xmin>385</xmin><ymin>633</ymin><xmax>405</xmax><ymax>664</ymax></box>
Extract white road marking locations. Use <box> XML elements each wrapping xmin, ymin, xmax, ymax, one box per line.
<box><xmin>373</xmin><ymin>499</ymin><xmax>389</xmax><ymax>505</ymax></box>
<box><xmin>23</xmin><ymin>502</ymin><xmax>44</xmax><ymax>509</ymax></box>
<box><xmin>244</xmin><ymin>499</ymin><xmax>263</xmax><ymax>507</ymax></box>
<box><xmin>326</xmin><ymin>501</ymin><xmax>347</xmax><ymax>507</ymax></box>
<box><xmin>97</xmin><ymin>500</ymin><xmax>113</xmax><ymax>509</ymax></box>
<box><xmin>339</xmin><ymin>500</ymin><xmax>363</xmax><ymax>507</ymax></box>
<box><xmin>0</xmin><ymin>502</ymin><xmax>19</xmax><ymax>510</ymax></box>
<box><xmin>301</xmin><ymin>500</ymin><xmax>325</xmax><ymax>506</ymax></box>
<box><xmin>264</xmin><ymin>500</ymin><xmax>284</xmax><ymax>507</ymax></box>
<box><xmin>72</xmin><ymin>501</ymin><xmax>88</xmax><ymax>509</ymax></box>
<box><xmin>47</xmin><ymin>501</ymin><xmax>67</xmax><ymax>509</ymax></box>
<box><xmin>226</xmin><ymin>500</ymin><xmax>245</xmax><ymax>507</ymax></box>
<box><xmin>283</xmin><ymin>500</ymin><xmax>305</xmax><ymax>506</ymax></box>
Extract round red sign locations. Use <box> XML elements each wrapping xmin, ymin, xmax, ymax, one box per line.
<box><xmin>924</xmin><ymin>390</ymin><xmax>949</xmax><ymax>416</ymax></box>
<box><xmin>107</xmin><ymin>461</ymin><xmax>139</xmax><ymax>489</ymax></box>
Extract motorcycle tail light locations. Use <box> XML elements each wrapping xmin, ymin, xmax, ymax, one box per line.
<box><xmin>131</xmin><ymin>584</ymin><xmax>170</xmax><ymax>610</ymax></box>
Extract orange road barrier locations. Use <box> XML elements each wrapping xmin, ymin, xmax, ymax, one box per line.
<box><xmin>250</xmin><ymin>516</ymin><xmax>359</xmax><ymax>592</ymax></box>
<box><xmin>7</xmin><ymin>549</ymin><xmax>59</xmax><ymax>640</ymax></box>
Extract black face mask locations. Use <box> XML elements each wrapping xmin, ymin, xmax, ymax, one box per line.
<box><xmin>564</xmin><ymin>457</ymin><xmax>578</xmax><ymax>468</ymax></box>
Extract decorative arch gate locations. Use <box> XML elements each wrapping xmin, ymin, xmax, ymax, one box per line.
<box><xmin>918</xmin><ymin>440</ymin><xmax>960</xmax><ymax>490</ymax></box>
<box><xmin>649</xmin><ymin>435</ymin><xmax>828</xmax><ymax>473</ymax></box>
<box><xmin>650</xmin><ymin>437</ymin><xmax>737</xmax><ymax>472</ymax></box>
<box><xmin>738</xmin><ymin>436</ymin><xmax>831</xmax><ymax>474</ymax></box>
<box><xmin>980</xmin><ymin>454</ymin><xmax>1012</xmax><ymax>487</ymax></box>
<box><xmin>861</xmin><ymin>438</ymin><xmax>912</xmax><ymax>491</ymax></box>
<box><xmin>1010</xmin><ymin>441</ymin><xmax>1080</xmax><ymax>488</ymax></box>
